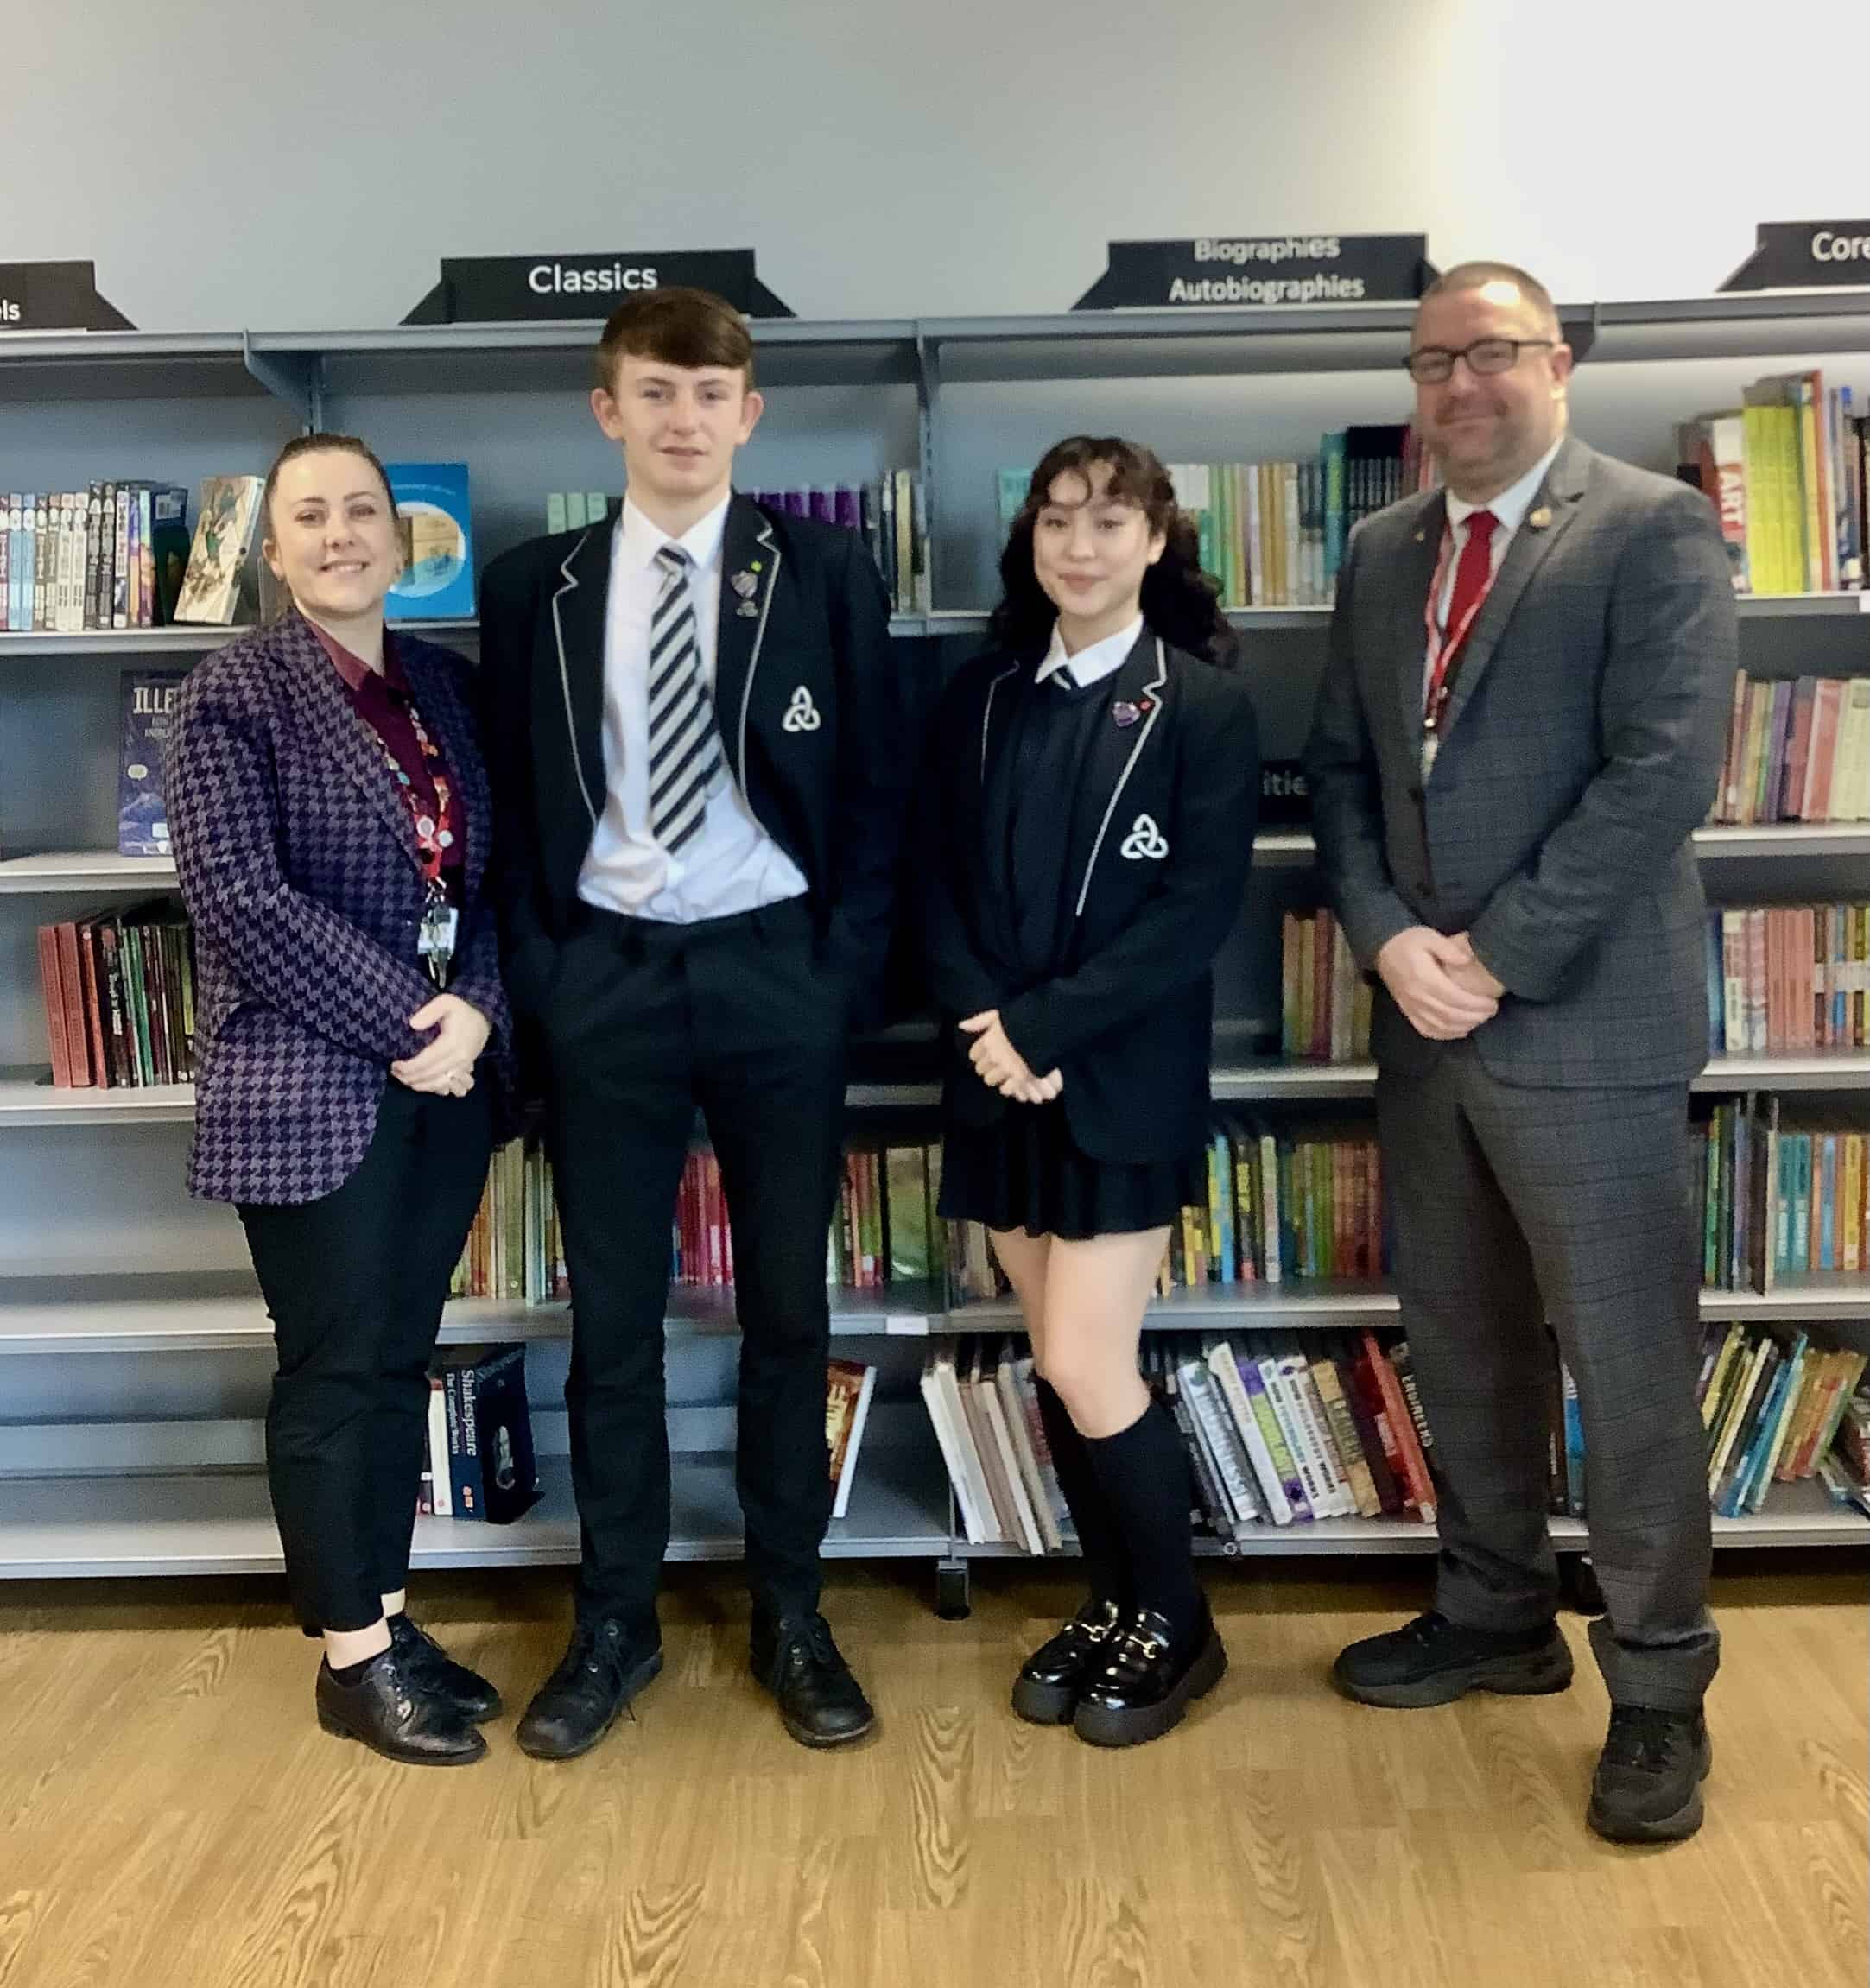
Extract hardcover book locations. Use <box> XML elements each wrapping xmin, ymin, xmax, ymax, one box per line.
<box><xmin>384</xmin><ymin>461</ymin><xmax>474</xmax><ymax>622</ymax></box>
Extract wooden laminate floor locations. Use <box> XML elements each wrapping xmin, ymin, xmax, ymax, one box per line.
<box><xmin>0</xmin><ymin>1557</ymin><xmax>1862</xmax><ymax>1988</ymax></box>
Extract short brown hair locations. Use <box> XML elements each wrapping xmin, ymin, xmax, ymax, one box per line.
<box><xmin>261</xmin><ymin>432</ymin><xmax>396</xmax><ymax>540</ymax></box>
<box><xmin>593</xmin><ymin>287</ymin><xmax>756</xmax><ymax>395</ymax></box>
<box><xmin>1418</xmin><ymin>260</ymin><xmax>1562</xmax><ymax>339</ymax></box>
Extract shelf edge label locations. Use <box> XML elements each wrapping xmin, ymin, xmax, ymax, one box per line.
<box><xmin>1720</xmin><ymin>222</ymin><xmax>1870</xmax><ymax>292</ymax></box>
<box><xmin>403</xmin><ymin>250</ymin><xmax>794</xmax><ymax>325</ymax></box>
<box><xmin>0</xmin><ymin>262</ymin><xmax>134</xmax><ymax>332</ymax></box>
<box><xmin>1074</xmin><ymin>236</ymin><xmax>1434</xmax><ymax>311</ymax></box>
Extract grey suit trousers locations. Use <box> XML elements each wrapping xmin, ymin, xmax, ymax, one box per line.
<box><xmin>1378</xmin><ymin>1041</ymin><xmax>1720</xmax><ymax>1710</ymax></box>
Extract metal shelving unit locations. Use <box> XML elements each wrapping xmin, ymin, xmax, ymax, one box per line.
<box><xmin>3</xmin><ymin>289</ymin><xmax>1868</xmax><ymax>1587</ymax></box>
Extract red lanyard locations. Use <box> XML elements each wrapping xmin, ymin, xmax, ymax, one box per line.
<box><xmin>380</xmin><ymin>700</ymin><xmax>455</xmax><ymax>890</ymax></box>
<box><xmin>1420</xmin><ymin>517</ymin><xmax>1499</xmax><ymax>739</ymax></box>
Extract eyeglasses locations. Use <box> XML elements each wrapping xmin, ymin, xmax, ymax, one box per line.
<box><xmin>1403</xmin><ymin>338</ymin><xmax>1557</xmax><ymax>385</ymax></box>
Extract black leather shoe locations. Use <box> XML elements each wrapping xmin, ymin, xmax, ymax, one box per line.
<box><xmin>315</xmin><ymin>1649</ymin><xmax>486</xmax><ymax>1765</ymax></box>
<box><xmin>1011</xmin><ymin>1597</ymin><xmax>1125</xmax><ymax>1725</ymax></box>
<box><xmin>516</xmin><ymin>1618</ymin><xmax>663</xmax><ymax>1761</ymax></box>
<box><xmin>1072</xmin><ymin>1603</ymin><xmax>1227</xmax><ymax>1748</ymax></box>
<box><xmin>751</xmin><ymin>1612</ymin><xmax>875</xmax><ymax>1748</ymax></box>
<box><xmin>389</xmin><ymin>1614</ymin><xmax>503</xmax><ymax>1724</ymax></box>
<box><xmin>1588</xmin><ymin>1705</ymin><xmax>1713</xmax><ymax>1844</ymax></box>
<box><xmin>1333</xmin><ymin>1610</ymin><xmax>1575</xmax><ymax>1709</ymax></box>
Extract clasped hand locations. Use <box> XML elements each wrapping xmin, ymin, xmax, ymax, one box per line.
<box><xmin>391</xmin><ymin>994</ymin><xmax>491</xmax><ymax>1097</ymax></box>
<box><xmin>1375</xmin><ymin>928</ymin><xmax>1504</xmax><ymax>1042</ymax></box>
<box><xmin>960</xmin><ymin>1010</ymin><xmax>1063</xmax><ymax>1104</ymax></box>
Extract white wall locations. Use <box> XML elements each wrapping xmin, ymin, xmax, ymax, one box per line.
<box><xmin>10</xmin><ymin>0</ymin><xmax>1866</xmax><ymax>330</ymax></box>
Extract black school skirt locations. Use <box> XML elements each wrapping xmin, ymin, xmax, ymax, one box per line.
<box><xmin>938</xmin><ymin>1099</ymin><xmax>1206</xmax><ymax>1243</ymax></box>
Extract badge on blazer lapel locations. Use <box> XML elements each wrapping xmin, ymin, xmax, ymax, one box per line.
<box><xmin>1112</xmin><ymin>699</ymin><xmax>1141</xmax><ymax>729</ymax></box>
<box><xmin>732</xmin><ymin>567</ymin><xmax>762</xmax><ymax>617</ymax></box>
<box><xmin>1527</xmin><ymin>506</ymin><xmax>1553</xmax><ymax>529</ymax></box>
<box><xmin>782</xmin><ymin>685</ymin><xmax>822</xmax><ymax>733</ymax></box>
<box><xmin>1119</xmin><ymin>813</ymin><xmax>1169</xmax><ymax>860</ymax></box>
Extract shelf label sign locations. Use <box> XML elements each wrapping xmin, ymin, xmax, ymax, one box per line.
<box><xmin>1258</xmin><ymin>759</ymin><xmax>1313</xmax><ymax>826</ymax></box>
<box><xmin>1074</xmin><ymin>236</ymin><xmax>1433</xmax><ymax>311</ymax></box>
<box><xmin>1721</xmin><ymin>223</ymin><xmax>1870</xmax><ymax>291</ymax></box>
<box><xmin>403</xmin><ymin>250</ymin><xmax>794</xmax><ymax>324</ymax></box>
<box><xmin>0</xmin><ymin>262</ymin><xmax>134</xmax><ymax>332</ymax></box>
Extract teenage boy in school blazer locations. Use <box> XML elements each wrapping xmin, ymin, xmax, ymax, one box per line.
<box><xmin>478</xmin><ymin>288</ymin><xmax>907</xmax><ymax>1757</ymax></box>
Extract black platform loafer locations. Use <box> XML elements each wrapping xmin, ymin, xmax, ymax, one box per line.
<box><xmin>1072</xmin><ymin>1604</ymin><xmax>1227</xmax><ymax>1749</ymax></box>
<box><xmin>1011</xmin><ymin>1596</ymin><xmax>1125</xmax><ymax>1725</ymax></box>
<box><xmin>1332</xmin><ymin>1609</ymin><xmax>1575</xmax><ymax>1710</ymax></box>
<box><xmin>1588</xmin><ymin>1705</ymin><xmax>1713</xmax><ymax>1845</ymax></box>
<box><xmin>751</xmin><ymin>1611</ymin><xmax>875</xmax><ymax>1749</ymax></box>
<box><xmin>516</xmin><ymin>1617</ymin><xmax>663</xmax><ymax>1761</ymax></box>
<box><xmin>315</xmin><ymin>1649</ymin><xmax>486</xmax><ymax>1766</ymax></box>
<box><xmin>388</xmin><ymin>1614</ymin><xmax>503</xmax><ymax>1724</ymax></box>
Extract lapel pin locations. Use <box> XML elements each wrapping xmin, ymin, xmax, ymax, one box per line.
<box><xmin>736</xmin><ymin>599</ymin><xmax>760</xmax><ymax>617</ymax></box>
<box><xmin>750</xmin><ymin>559</ymin><xmax>764</xmax><ymax>573</ymax></box>
<box><xmin>731</xmin><ymin>570</ymin><xmax>758</xmax><ymax>598</ymax></box>
<box><xmin>1528</xmin><ymin>506</ymin><xmax>1553</xmax><ymax>529</ymax></box>
<box><xmin>1112</xmin><ymin>699</ymin><xmax>1141</xmax><ymax>729</ymax></box>
<box><xmin>1413</xmin><ymin>529</ymin><xmax>1427</xmax><ymax>542</ymax></box>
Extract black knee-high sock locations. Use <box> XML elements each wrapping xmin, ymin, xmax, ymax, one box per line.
<box><xmin>1035</xmin><ymin>1377</ymin><xmax>1129</xmax><ymax>1608</ymax></box>
<box><xmin>1083</xmin><ymin>1397</ymin><xmax>1202</xmax><ymax>1643</ymax></box>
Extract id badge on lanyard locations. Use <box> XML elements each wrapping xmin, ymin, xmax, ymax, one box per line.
<box><xmin>1420</xmin><ymin>526</ymin><xmax>1494</xmax><ymax>777</ymax></box>
<box><xmin>417</xmin><ymin>886</ymin><xmax>458</xmax><ymax>988</ymax></box>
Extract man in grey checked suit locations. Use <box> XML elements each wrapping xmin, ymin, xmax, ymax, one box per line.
<box><xmin>1305</xmin><ymin>260</ymin><xmax>1736</xmax><ymax>1846</ymax></box>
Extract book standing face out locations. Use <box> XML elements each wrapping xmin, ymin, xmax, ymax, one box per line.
<box><xmin>174</xmin><ymin>476</ymin><xmax>264</xmax><ymax>625</ymax></box>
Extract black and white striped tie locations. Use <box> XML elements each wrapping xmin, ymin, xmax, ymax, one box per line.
<box><xmin>646</xmin><ymin>542</ymin><xmax>721</xmax><ymax>853</ymax></box>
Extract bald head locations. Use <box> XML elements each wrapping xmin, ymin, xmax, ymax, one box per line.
<box><xmin>1417</xmin><ymin>261</ymin><xmax>1562</xmax><ymax>342</ymax></box>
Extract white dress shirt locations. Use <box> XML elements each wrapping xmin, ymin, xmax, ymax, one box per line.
<box><xmin>1035</xmin><ymin>614</ymin><xmax>1145</xmax><ymax>690</ymax></box>
<box><xmin>578</xmin><ymin>494</ymin><xmax>808</xmax><ymax>921</ymax></box>
<box><xmin>1427</xmin><ymin>432</ymin><xmax>1567</xmax><ymax>685</ymax></box>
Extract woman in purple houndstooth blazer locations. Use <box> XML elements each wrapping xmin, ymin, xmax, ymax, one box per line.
<box><xmin>167</xmin><ymin>434</ymin><xmax>514</xmax><ymax>1767</ymax></box>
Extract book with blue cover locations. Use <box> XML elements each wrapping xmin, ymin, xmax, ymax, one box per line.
<box><xmin>117</xmin><ymin>671</ymin><xmax>187</xmax><ymax>855</ymax></box>
<box><xmin>384</xmin><ymin>461</ymin><xmax>474</xmax><ymax>622</ymax></box>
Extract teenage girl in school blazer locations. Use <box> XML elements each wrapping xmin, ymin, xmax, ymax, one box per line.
<box><xmin>922</xmin><ymin>435</ymin><xmax>1259</xmax><ymax>1747</ymax></box>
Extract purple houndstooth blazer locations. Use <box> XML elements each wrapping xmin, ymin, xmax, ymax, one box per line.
<box><xmin>167</xmin><ymin>611</ymin><xmax>514</xmax><ymax>1204</ymax></box>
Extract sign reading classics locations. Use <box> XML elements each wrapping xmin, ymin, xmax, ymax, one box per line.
<box><xmin>1721</xmin><ymin>223</ymin><xmax>1870</xmax><ymax>293</ymax></box>
<box><xmin>1074</xmin><ymin>236</ymin><xmax>1434</xmax><ymax>311</ymax></box>
<box><xmin>403</xmin><ymin>250</ymin><xmax>794</xmax><ymax>324</ymax></box>
<box><xmin>0</xmin><ymin>262</ymin><xmax>134</xmax><ymax>332</ymax></box>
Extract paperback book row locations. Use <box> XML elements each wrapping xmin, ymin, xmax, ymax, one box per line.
<box><xmin>1700</xmin><ymin>1098</ymin><xmax>1870</xmax><ymax>1290</ymax></box>
<box><xmin>922</xmin><ymin>1328</ymin><xmax>1438</xmax><ymax>1550</ymax></box>
<box><xmin>1708</xmin><ymin>902</ymin><xmax>1870</xmax><ymax>1054</ymax></box>
<box><xmin>1696</xmin><ymin>1326</ymin><xmax>1867</xmax><ymax>1521</ymax></box>
<box><xmin>996</xmin><ymin>427</ymin><xmax>1431</xmax><ymax>611</ymax></box>
<box><xmin>2</xmin><ymin>484</ymin><xmax>189</xmax><ymax>631</ymax></box>
<box><xmin>1711</xmin><ymin>674</ymin><xmax>1870</xmax><ymax>826</ymax></box>
<box><xmin>35</xmin><ymin>909</ymin><xmax>195</xmax><ymax>1088</ymax></box>
<box><xmin>1676</xmin><ymin>371</ymin><xmax>1867</xmax><ymax>596</ymax></box>
<box><xmin>1281</xmin><ymin>909</ymin><xmax>1374</xmax><ymax>1062</ymax></box>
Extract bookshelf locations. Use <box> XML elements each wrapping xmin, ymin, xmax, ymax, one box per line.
<box><xmin>3</xmin><ymin>291</ymin><xmax>1868</xmax><ymax>1600</ymax></box>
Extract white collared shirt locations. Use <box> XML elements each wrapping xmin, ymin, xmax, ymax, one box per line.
<box><xmin>1429</xmin><ymin>431</ymin><xmax>1567</xmax><ymax>643</ymax></box>
<box><xmin>578</xmin><ymin>494</ymin><xmax>808</xmax><ymax>922</ymax></box>
<box><xmin>1035</xmin><ymin>614</ymin><xmax>1145</xmax><ymax>691</ymax></box>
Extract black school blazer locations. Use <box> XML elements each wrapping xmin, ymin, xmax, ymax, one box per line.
<box><xmin>922</xmin><ymin>628</ymin><xmax>1259</xmax><ymax>1165</ymax></box>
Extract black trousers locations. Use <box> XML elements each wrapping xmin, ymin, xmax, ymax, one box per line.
<box><xmin>538</xmin><ymin>896</ymin><xmax>847</xmax><ymax>1630</ymax></box>
<box><xmin>238</xmin><ymin>1080</ymin><xmax>493</xmax><ymax>1633</ymax></box>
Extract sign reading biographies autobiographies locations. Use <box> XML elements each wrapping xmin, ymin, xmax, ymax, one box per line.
<box><xmin>0</xmin><ymin>262</ymin><xmax>134</xmax><ymax>332</ymax></box>
<box><xmin>1073</xmin><ymin>236</ymin><xmax>1434</xmax><ymax>311</ymax></box>
<box><xmin>1721</xmin><ymin>222</ymin><xmax>1870</xmax><ymax>293</ymax></box>
<box><xmin>403</xmin><ymin>250</ymin><xmax>794</xmax><ymax>324</ymax></box>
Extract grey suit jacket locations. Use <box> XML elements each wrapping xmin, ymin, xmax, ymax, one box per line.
<box><xmin>1304</xmin><ymin>433</ymin><xmax>1736</xmax><ymax>1089</ymax></box>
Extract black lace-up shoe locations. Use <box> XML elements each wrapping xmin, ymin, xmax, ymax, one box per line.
<box><xmin>1333</xmin><ymin>1610</ymin><xmax>1575</xmax><ymax>1709</ymax></box>
<box><xmin>751</xmin><ymin>1612</ymin><xmax>875</xmax><ymax>1748</ymax></box>
<box><xmin>1011</xmin><ymin>1597</ymin><xmax>1125</xmax><ymax>1725</ymax></box>
<box><xmin>1588</xmin><ymin>1705</ymin><xmax>1712</xmax><ymax>1844</ymax></box>
<box><xmin>315</xmin><ymin>1648</ymin><xmax>486</xmax><ymax>1765</ymax></box>
<box><xmin>388</xmin><ymin>1614</ymin><xmax>502</xmax><ymax>1723</ymax></box>
<box><xmin>1072</xmin><ymin>1603</ymin><xmax>1227</xmax><ymax>1748</ymax></box>
<box><xmin>516</xmin><ymin>1618</ymin><xmax>663</xmax><ymax>1760</ymax></box>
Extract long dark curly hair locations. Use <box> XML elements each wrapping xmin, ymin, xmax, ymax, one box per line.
<box><xmin>987</xmin><ymin>435</ymin><xmax>1239</xmax><ymax>669</ymax></box>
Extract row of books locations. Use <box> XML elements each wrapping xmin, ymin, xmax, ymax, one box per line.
<box><xmin>3</xmin><ymin>485</ymin><xmax>189</xmax><ymax>632</ymax></box>
<box><xmin>450</xmin><ymin>1140</ymin><xmax>567</xmax><ymax>1305</ymax></box>
<box><xmin>1708</xmin><ymin>903</ymin><xmax>1870</xmax><ymax>1055</ymax></box>
<box><xmin>1821</xmin><ymin>1385</ymin><xmax>1870</xmax><ymax>1515</ymax></box>
<box><xmin>1281</xmin><ymin>909</ymin><xmax>1373</xmax><ymax>1062</ymax></box>
<box><xmin>416</xmin><ymin>1345</ymin><xmax>541</xmax><ymax>1523</ymax></box>
<box><xmin>1713</xmin><ymin>674</ymin><xmax>1870</xmax><ymax>826</ymax></box>
<box><xmin>1677</xmin><ymin>373</ymin><xmax>1867</xmax><ymax>596</ymax></box>
<box><xmin>1696</xmin><ymin>1326</ymin><xmax>1867</xmax><ymax>1519</ymax></box>
<box><xmin>921</xmin><ymin>1328</ymin><xmax>1438</xmax><ymax>1549</ymax></box>
<box><xmin>1700</xmin><ymin>1099</ymin><xmax>1870</xmax><ymax>1290</ymax></box>
<box><xmin>35</xmin><ymin>911</ymin><xmax>195</xmax><ymax>1088</ymax></box>
<box><xmin>751</xmin><ymin>478</ymin><xmax>929</xmax><ymax>617</ymax></box>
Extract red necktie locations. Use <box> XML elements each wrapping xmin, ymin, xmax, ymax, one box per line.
<box><xmin>1426</xmin><ymin>508</ymin><xmax>1498</xmax><ymax>720</ymax></box>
